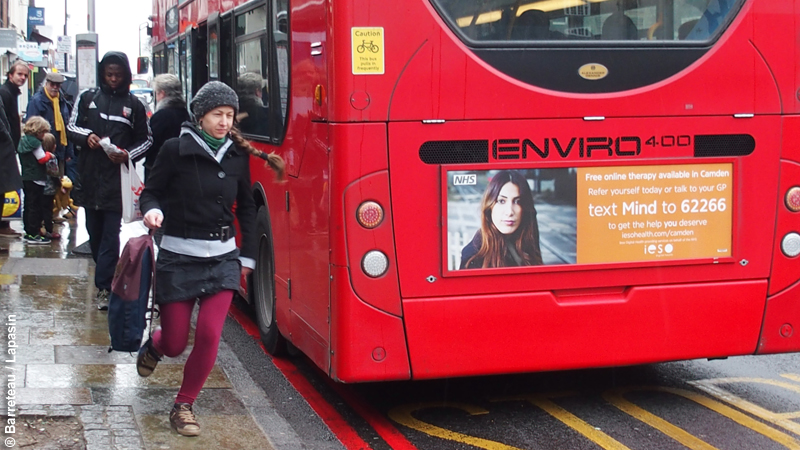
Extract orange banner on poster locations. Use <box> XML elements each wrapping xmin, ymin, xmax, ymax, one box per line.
<box><xmin>577</xmin><ymin>164</ymin><xmax>732</xmax><ymax>264</ymax></box>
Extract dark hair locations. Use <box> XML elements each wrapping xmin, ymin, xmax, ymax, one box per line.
<box><xmin>464</xmin><ymin>170</ymin><xmax>543</xmax><ymax>268</ymax></box>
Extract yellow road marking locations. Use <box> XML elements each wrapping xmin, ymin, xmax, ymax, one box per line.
<box><xmin>388</xmin><ymin>402</ymin><xmax>523</xmax><ymax>450</ymax></box>
<box><xmin>389</xmin><ymin>378</ymin><xmax>800</xmax><ymax>450</ymax></box>
<box><xmin>691</xmin><ymin>377</ymin><xmax>800</xmax><ymax>434</ymax></box>
<box><xmin>607</xmin><ymin>386</ymin><xmax>800</xmax><ymax>449</ymax></box>
<box><xmin>780</xmin><ymin>374</ymin><xmax>800</xmax><ymax>384</ymax></box>
<box><xmin>604</xmin><ymin>388</ymin><xmax>718</xmax><ymax>450</ymax></box>
<box><xmin>493</xmin><ymin>394</ymin><xmax>631</xmax><ymax>450</ymax></box>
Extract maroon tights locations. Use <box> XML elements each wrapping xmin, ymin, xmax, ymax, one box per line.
<box><xmin>150</xmin><ymin>290</ymin><xmax>234</xmax><ymax>405</ymax></box>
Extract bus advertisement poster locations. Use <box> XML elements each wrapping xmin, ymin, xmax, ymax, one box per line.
<box><xmin>445</xmin><ymin>163</ymin><xmax>732</xmax><ymax>271</ymax></box>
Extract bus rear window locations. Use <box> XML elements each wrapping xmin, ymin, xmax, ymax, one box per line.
<box><xmin>430</xmin><ymin>0</ymin><xmax>743</xmax><ymax>43</ymax></box>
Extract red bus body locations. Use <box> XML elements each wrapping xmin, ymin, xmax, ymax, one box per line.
<box><xmin>151</xmin><ymin>0</ymin><xmax>800</xmax><ymax>381</ymax></box>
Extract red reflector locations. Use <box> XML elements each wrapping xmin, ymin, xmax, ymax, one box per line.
<box><xmin>786</xmin><ymin>187</ymin><xmax>800</xmax><ymax>212</ymax></box>
<box><xmin>356</xmin><ymin>201</ymin><xmax>384</xmax><ymax>229</ymax></box>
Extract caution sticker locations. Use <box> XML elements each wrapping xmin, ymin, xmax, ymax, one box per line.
<box><xmin>352</xmin><ymin>27</ymin><xmax>384</xmax><ymax>75</ymax></box>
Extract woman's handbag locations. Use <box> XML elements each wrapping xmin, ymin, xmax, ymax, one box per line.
<box><xmin>120</xmin><ymin>159</ymin><xmax>144</xmax><ymax>223</ymax></box>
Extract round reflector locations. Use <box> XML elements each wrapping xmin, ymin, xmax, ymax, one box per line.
<box><xmin>362</xmin><ymin>250</ymin><xmax>389</xmax><ymax>277</ymax></box>
<box><xmin>787</xmin><ymin>187</ymin><xmax>800</xmax><ymax>212</ymax></box>
<box><xmin>357</xmin><ymin>201</ymin><xmax>384</xmax><ymax>229</ymax></box>
<box><xmin>782</xmin><ymin>233</ymin><xmax>800</xmax><ymax>257</ymax></box>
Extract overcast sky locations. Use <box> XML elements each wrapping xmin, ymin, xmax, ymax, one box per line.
<box><xmin>35</xmin><ymin>0</ymin><xmax>152</xmax><ymax>69</ymax></box>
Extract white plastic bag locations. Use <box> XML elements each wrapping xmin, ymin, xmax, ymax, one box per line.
<box><xmin>121</xmin><ymin>160</ymin><xmax>144</xmax><ymax>223</ymax></box>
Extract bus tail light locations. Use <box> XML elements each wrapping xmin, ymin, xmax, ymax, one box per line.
<box><xmin>786</xmin><ymin>187</ymin><xmax>800</xmax><ymax>212</ymax></box>
<box><xmin>362</xmin><ymin>250</ymin><xmax>389</xmax><ymax>277</ymax></box>
<box><xmin>768</xmin><ymin>160</ymin><xmax>800</xmax><ymax>296</ymax></box>
<box><xmin>781</xmin><ymin>233</ymin><xmax>800</xmax><ymax>257</ymax></box>
<box><xmin>342</xmin><ymin>171</ymin><xmax>402</xmax><ymax>317</ymax></box>
<box><xmin>356</xmin><ymin>201</ymin><xmax>384</xmax><ymax>228</ymax></box>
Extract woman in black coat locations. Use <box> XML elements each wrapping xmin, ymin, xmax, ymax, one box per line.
<box><xmin>135</xmin><ymin>81</ymin><xmax>284</xmax><ymax>436</ymax></box>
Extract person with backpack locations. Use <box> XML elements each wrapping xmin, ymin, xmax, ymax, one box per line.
<box><xmin>67</xmin><ymin>51</ymin><xmax>152</xmax><ymax>310</ymax></box>
<box><xmin>135</xmin><ymin>81</ymin><xmax>284</xmax><ymax>437</ymax></box>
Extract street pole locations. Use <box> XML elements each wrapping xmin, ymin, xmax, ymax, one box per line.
<box><xmin>63</xmin><ymin>0</ymin><xmax>68</xmax><ymax>71</ymax></box>
<box><xmin>87</xmin><ymin>0</ymin><xmax>95</xmax><ymax>32</ymax></box>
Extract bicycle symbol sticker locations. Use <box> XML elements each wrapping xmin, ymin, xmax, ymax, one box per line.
<box><xmin>357</xmin><ymin>40</ymin><xmax>380</xmax><ymax>53</ymax></box>
<box><xmin>352</xmin><ymin>27</ymin><xmax>385</xmax><ymax>75</ymax></box>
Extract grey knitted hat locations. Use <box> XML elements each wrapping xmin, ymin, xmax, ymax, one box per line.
<box><xmin>190</xmin><ymin>81</ymin><xmax>239</xmax><ymax>119</ymax></box>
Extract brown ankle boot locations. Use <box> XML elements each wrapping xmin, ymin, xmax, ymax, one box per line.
<box><xmin>170</xmin><ymin>403</ymin><xmax>201</xmax><ymax>436</ymax></box>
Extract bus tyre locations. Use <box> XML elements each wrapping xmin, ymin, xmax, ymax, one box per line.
<box><xmin>253</xmin><ymin>206</ymin><xmax>287</xmax><ymax>356</ymax></box>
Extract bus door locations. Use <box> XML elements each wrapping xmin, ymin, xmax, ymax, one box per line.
<box><xmin>166</xmin><ymin>39</ymin><xmax>178</xmax><ymax>77</ymax></box>
<box><xmin>179</xmin><ymin>30</ymin><xmax>192</xmax><ymax>104</ymax></box>
<box><xmin>219</xmin><ymin>12</ymin><xmax>235</xmax><ymax>87</ymax></box>
<box><xmin>193</xmin><ymin>24</ymin><xmax>209</xmax><ymax>95</ymax></box>
<box><xmin>207</xmin><ymin>12</ymin><xmax>220</xmax><ymax>82</ymax></box>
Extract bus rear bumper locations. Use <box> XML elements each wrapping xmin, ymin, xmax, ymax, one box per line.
<box><xmin>403</xmin><ymin>280</ymin><xmax>767</xmax><ymax>379</ymax></box>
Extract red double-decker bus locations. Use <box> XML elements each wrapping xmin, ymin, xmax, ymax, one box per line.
<box><xmin>149</xmin><ymin>0</ymin><xmax>800</xmax><ymax>382</ymax></box>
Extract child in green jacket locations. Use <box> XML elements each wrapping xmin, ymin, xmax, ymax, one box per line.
<box><xmin>18</xmin><ymin>116</ymin><xmax>56</xmax><ymax>244</ymax></box>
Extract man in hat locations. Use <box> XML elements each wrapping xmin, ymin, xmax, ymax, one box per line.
<box><xmin>26</xmin><ymin>72</ymin><xmax>77</xmax><ymax>234</ymax></box>
<box><xmin>0</xmin><ymin>60</ymin><xmax>29</xmax><ymax>237</ymax></box>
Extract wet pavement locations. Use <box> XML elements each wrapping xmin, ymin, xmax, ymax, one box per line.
<box><xmin>0</xmin><ymin>216</ymin><xmax>284</xmax><ymax>450</ymax></box>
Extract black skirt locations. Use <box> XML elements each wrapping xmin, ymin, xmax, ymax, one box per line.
<box><xmin>155</xmin><ymin>248</ymin><xmax>241</xmax><ymax>305</ymax></box>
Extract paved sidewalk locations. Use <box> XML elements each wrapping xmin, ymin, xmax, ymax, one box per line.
<box><xmin>0</xmin><ymin>220</ymin><xmax>283</xmax><ymax>450</ymax></box>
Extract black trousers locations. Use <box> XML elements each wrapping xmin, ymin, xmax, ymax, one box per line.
<box><xmin>22</xmin><ymin>180</ymin><xmax>46</xmax><ymax>236</ymax></box>
<box><xmin>84</xmin><ymin>209</ymin><xmax>122</xmax><ymax>291</ymax></box>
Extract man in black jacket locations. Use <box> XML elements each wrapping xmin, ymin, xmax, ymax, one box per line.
<box><xmin>68</xmin><ymin>52</ymin><xmax>152</xmax><ymax>309</ymax></box>
<box><xmin>0</xmin><ymin>60</ymin><xmax>28</xmax><ymax>237</ymax></box>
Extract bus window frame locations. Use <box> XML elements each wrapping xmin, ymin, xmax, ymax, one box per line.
<box><xmin>233</xmin><ymin>0</ymin><xmax>281</xmax><ymax>144</ymax></box>
<box><xmin>429</xmin><ymin>0</ymin><xmax>746</xmax><ymax>49</ymax></box>
<box><xmin>270</xmin><ymin>0</ymin><xmax>290</xmax><ymax>145</ymax></box>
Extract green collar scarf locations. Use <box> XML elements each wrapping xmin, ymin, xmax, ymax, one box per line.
<box><xmin>200</xmin><ymin>128</ymin><xmax>226</xmax><ymax>152</ymax></box>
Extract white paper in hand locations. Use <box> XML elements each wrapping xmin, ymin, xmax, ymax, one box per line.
<box><xmin>99</xmin><ymin>137</ymin><xmax>125</xmax><ymax>157</ymax></box>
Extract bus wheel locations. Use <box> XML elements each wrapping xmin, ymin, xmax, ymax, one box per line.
<box><xmin>253</xmin><ymin>206</ymin><xmax>287</xmax><ymax>356</ymax></box>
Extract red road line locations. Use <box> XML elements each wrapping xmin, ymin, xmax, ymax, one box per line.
<box><xmin>324</xmin><ymin>378</ymin><xmax>420</xmax><ymax>450</ymax></box>
<box><xmin>228</xmin><ymin>306</ymin><xmax>374</xmax><ymax>450</ymax></box>
<box><xmin>228</xmin><ymin>306</ymin><xmax>418</xmax><ymax>449</ymax></box>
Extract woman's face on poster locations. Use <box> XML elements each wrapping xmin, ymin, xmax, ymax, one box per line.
<box><xmin>491</xmin><ymin>182</ymin><xmax>522</xmax><ymax>235</ymax></box>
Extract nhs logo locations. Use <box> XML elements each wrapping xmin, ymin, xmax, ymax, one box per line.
<box><xmin>452</xmin><ymin>174</ymin><xmax>477</xmax><ymax>185</ymax></box>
